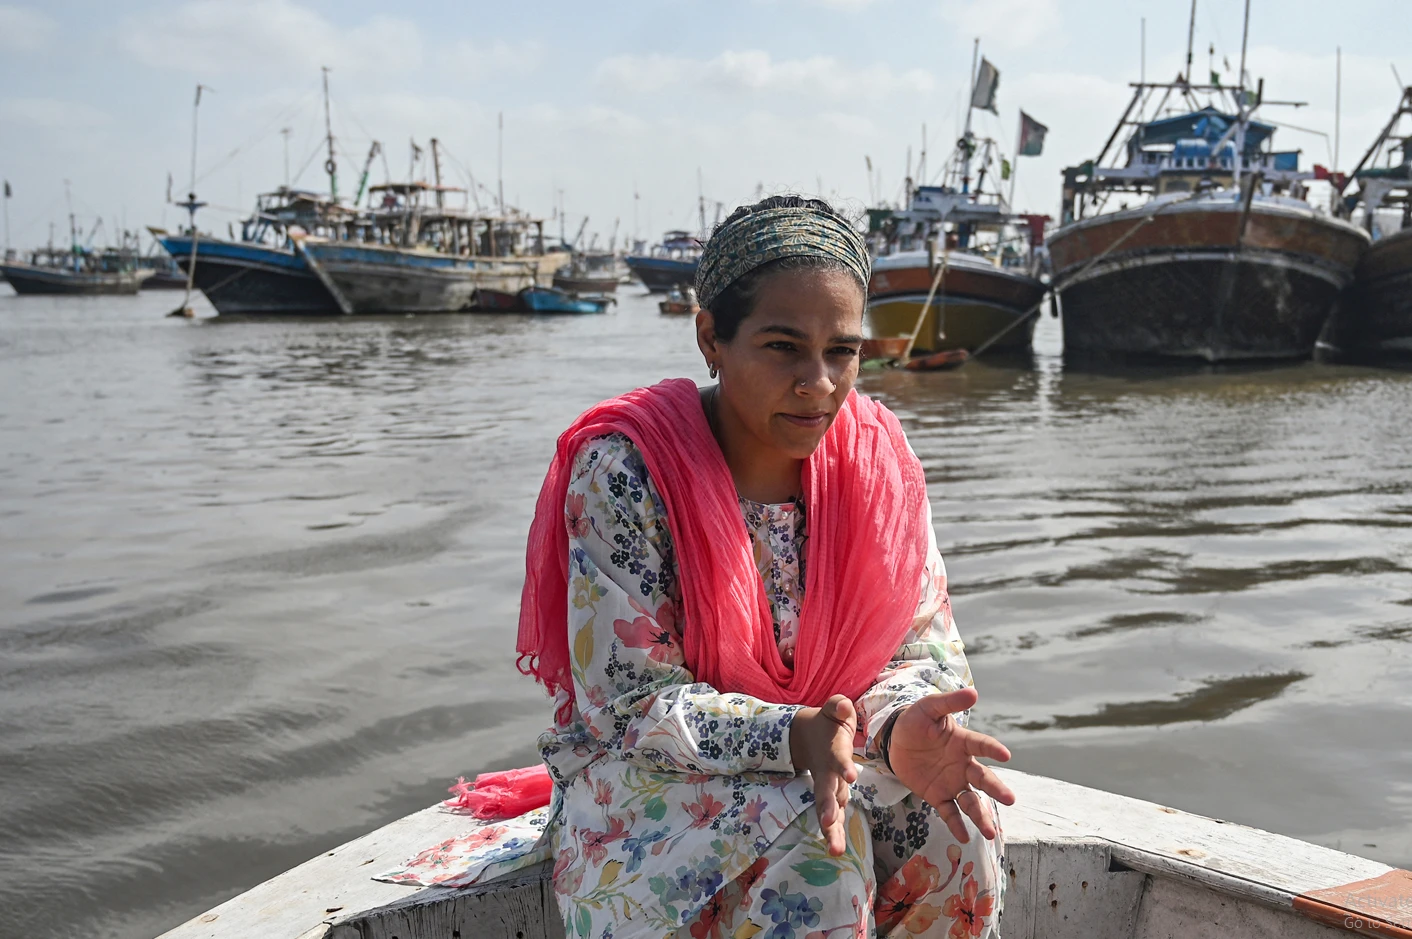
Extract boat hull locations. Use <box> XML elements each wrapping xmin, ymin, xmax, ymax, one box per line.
<box><xmin>552</xmin><ymin>273</ymin><xmax>618</xmax><ymax>294</ymax></box>
<box><xmin>625</xmin><ymin>256</ymin><xmax>698</xmax><ymax>292</ymax></box>
<box><xmin>520</xmin><ymin>287</ymin><xmax>608</xmax><ymax>314</ymax></box>
<box><xmin>1050</xmin><ymin>198</ymin><xmax>1369</xmax><ymax>362</ymax></box>
<box><xmin>1328</xmin><ymin>227</ymin><xmax>1412</xmax><ymax>357</ymax></box>
<box><xmin>300</xmin><ymin>242</ymin><xmax>545</xmax><ymax>314</ymax></box>
<box><xmin>159</xmin><ymin>235</ymin><xmax>340</xmax><ymax>315</ymax></box>
<box><xmin>867</xmin><ymin>255</ymin><xmax>1046</xmax><ymax>353</ymax></box>
<box><xmin>0</xmin><ymin>263</ymin><xmax>148</xmax><ymax>295</ymax></box>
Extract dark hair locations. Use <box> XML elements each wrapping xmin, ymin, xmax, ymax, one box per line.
<box><xmin>703</xmin><ymin>195</ymin><xmax>864</xmax><ymax>341</ymax></box>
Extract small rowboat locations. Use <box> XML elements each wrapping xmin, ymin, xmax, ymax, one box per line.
<box><xmin>155</xmin><ymin>769</ymin><xmax>1412</xmax><ymax>939</ymax></box>
<box><xmin>519</xmin><ymin>286</ymin><xmax>611</xmax><ymax>314</ymax></box>
<box><xmin>659</xmin><ymin>285</ymin><xmax>699</xmax><ymax>316</ymax></box>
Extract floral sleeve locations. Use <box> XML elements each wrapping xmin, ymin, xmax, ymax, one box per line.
<box><xmin>563</xmin><ymin>434</ymin><xmax>802</xmax><ymax>777</ymax></box>
<box><xmin>856</xmin><ymin>500</ymin><xmax>976</xmax><ymax>767</ymax></box>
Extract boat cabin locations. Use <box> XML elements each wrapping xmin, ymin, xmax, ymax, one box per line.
<box><xmin>1062</xmin><ymin>104</ymin><xmax>1314</xmax><ymax>222</ymax></box>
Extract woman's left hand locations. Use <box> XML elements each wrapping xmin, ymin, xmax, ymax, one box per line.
<box><xmin>887</xmin><ymin>687</ymin><xmax>1016</xmax><ymax>842</ymax></box>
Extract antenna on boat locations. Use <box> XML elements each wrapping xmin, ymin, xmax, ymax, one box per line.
<box><xmin>1184</xmin><ymin>0</ymin><xmax>1197</xmax><ymax>86</ymax></box>
<box><xmin>321</xmin><ymin>67</ymin><xmax>337</xmax><ymax>202</ymax></box>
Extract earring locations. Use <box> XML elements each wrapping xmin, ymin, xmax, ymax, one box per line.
<box><xmin>709</xmin><ymin>364</ymin><xmax>718</xmax><ymax>379</ymax></box>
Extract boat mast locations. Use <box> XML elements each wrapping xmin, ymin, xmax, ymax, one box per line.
<box><xmin>962</xmin><ymin>38</ymin><xmax>979</xmax><ymax>194</ymax></box>
<box><xmin>697</xmin><ymin>167</ymin><xmax>706</xmax><ymax>237</ymax></box>
<box><xmin>431</xmin><ymin>138</ymin><xmax>444</xmax><ymax>209</ymax></box>
<box><xmin>1184</xmin><ymin>0</ymin><xmax>1197</xmax><ymax>86</ymax></box>
<box><xmin>497</xmin><ymin>112</ymin><xmax>505</xmax><ymax>216</ymax></box>
<box><xmin>322</xmin><ymin>67</ymin><xmax>337</xmax><ymax>202</ymax></box>
<box><xmin>64</xmin><ymin>179</ymin><xmax>76</xmax><ymax>259</ymax></box>
<box><xmin>1233</xmin><ymin>0</ymin><xmax>1252</xmax><ymax>186</ymax></box>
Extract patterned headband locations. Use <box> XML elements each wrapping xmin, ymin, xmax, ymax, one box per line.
<box><xmin>695</xmin><ymin>205</ymin><xmax>871</xmax><ymax>310</ymax></box>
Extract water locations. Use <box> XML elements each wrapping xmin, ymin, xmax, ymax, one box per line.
<box><xmin>1</xmin><ymin>287</ymin><xmax>1409</xmax><ymax>938</ymax></box>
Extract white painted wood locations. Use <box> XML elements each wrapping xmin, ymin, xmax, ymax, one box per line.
<box><xmin>996</xmin><ymin>769</ymin><xmax>1396</xmax><ymax>906</ymax></box>
<box><xmin>155</xmin><ymin>769</ymin><xmax>1407</xmax><ymax>939</ymax></box>
<box><xmin>1132</xmin><ymin>875</ymin><xmax>1347</xmax><ymax>939</ymax></box>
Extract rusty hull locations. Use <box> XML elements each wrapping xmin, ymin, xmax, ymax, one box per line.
<box><xmin>1050</xmin><ymin>198</ymin><xmax>1369</xmax><ymax>361</ymax></box>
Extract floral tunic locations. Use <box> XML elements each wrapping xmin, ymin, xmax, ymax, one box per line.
<box><xmin>539</xmin><ymin>433</ymin><xmax>1003</xmax><ymax>939</ymax></box>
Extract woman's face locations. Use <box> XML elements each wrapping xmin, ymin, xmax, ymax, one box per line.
<box><xmin>697</xmin><ymin>267</ymin><xmax>865</xmax><ymax>461</ymax></box>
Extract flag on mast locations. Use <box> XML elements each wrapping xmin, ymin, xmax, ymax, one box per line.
<box><xmin>971</xmin><ymin>58</ymin><xmax>1000</xmax><ymax>114</ymax></box>
<box><xmin>1017</xmin><ymin>111</ymin><xmax>1048</xmax><ymax>157</ymax></box>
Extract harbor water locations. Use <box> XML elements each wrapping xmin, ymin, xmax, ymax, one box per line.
<box><xmin>2</xmin><ymin>288</ymin><xmax>1410</xmax><ymax>938</ymax></box>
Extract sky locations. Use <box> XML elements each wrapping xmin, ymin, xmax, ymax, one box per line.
<box><xmin>1</xmin><ymin>0</ymin><xmax>1409</xmax><ymax>252</ymax></box>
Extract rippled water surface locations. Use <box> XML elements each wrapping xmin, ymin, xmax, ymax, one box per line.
<box><xmin>2</xmin><ymin>287</ymin><xmax>1410</xmax><ymax>938</ymax></box>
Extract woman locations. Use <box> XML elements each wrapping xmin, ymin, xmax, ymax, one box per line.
<box><xmin>519</xmin><ymin>195</ymin><xmax>1014</xmax><ymax>939</ymax></box>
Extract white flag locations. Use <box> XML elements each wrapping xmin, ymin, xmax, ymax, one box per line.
<box><xmin>971</xmin><ymin>58</ymin><xmax>1000</xmax><ymax>114</ymax></box>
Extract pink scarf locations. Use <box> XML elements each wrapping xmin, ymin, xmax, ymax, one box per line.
<box><xmin>517</xmin><ymin>377</ymin><xmax>930</xmax><ymax>711</ymax></box>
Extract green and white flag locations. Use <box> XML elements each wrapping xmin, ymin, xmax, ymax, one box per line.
<box><xmin>971</xmin><ymin>57</ymin><xmax>1000</xmax><ymax>114</ymax></box>
<box><xmin>1017</xmin><ymin>111</ymin><xmax>1048</xmax><ymax>157</ymax></box>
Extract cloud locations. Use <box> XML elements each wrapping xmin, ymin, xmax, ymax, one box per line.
<box><xmin>936</xmin><ymin>0</ymin><xmax>1062</xmax><ymax>52</ymax></box>
<box><xmin>595</xmin><ymin>49</ymin><xmax>934</xmax><ymax>100</ymax></box>
<box><xmin>121</xmin><ymin>0</ymin><xmax>422</xmax><ymax>77</ymax></box>
<box><xmin>0</xmin><ymin>4</ymin><xmax>56</xmax><ymax>52</ymax></box>
<box><xmin>449</xmin><ymin>38</ymin><xmax>545</xmax><ymax>79</ymax></box>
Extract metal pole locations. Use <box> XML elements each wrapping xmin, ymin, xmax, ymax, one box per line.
<box><xmin>1334</xmin><ymin>47</ymin><xmax>1342</xmax><ymax>171</ymax></box>
<box><xmin>1141</xmin><ymin>17</ymin><xmax>1146</xmax><ymax>86</ymax></box>
<box><xmin>281</xmin><ymin>127</ymin><xmax>291</xmax><ymax>189</ymax></box>
<box><xmin>497</xmin><ymin>112</ymin><xmax>504</xmax><ymax>215</ymax></box>
<box><xmin>322</xmin><ymin>67</ymin><xmax>337</xmax><ymax>201</ymax></box>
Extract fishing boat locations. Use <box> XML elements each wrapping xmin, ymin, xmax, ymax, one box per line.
<box><xmin>553</xmin><ymin>251</ymin><xmax>620</xmax><ymax>294</ymax></box>
<box><xmin>866</xmin><ymin>45</ymin><xmax>1048</xmax><ymax>358</ymax></box>
<box><xmin>658</xmin><ymin>284</ymin><xmax>699</xmax><ymax>315</ymax></box>
<box><xmin>1050</xmin><ymin>22</ymin><xmax>1367</xmax><ymax>362</ymax></box>
<box><xmin>519</xmin><ymin>285</ymin><xmax>610</xmax><ymax>314</ymax></box>
<box><xmin>299</xmin><ymin>178</ymin><xmax>570</xmax><ymax>315</ymax></box>
<box><xmin>155</xmin><ymin>767</ymin><xmax>1412</xmax><ymax>939</ymax></box>
<box><xmin>625</xmin><ymin>230</ymin><xmax>701</xmax><ymax>292</ymax></box>
<box><xmin>153</xmin><ymin>188</ymin><xmax>353</xmax><ymax>315</ymax></box>
<box><xmin>1326</xmin><ymin>86</ymin><xmax>1412</xmax><ymax>358</ymax></box>
<box><xmin>0</xmin><ymin>245</ymin><xmax>152</xmax><ymax>295</ymax></box>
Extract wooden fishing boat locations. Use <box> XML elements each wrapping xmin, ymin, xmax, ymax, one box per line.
<box><xmin>155</xmin><ymin>768</ymin><xmax>1411</xmax><ymax>939</ymax></box>
<box><xmin>1333</xmin><ymin>227</ymin><xmax>1412</xmax><ymax>356</ymax></box>
<box><xmin>866</xmin><ymin>50</ymin><xmax>1049</xmax><ymax>357</ymax></box>
<box><xmin>870</xmin><ymin>248</ymin><xmax>1046</xmax><ymax>355</ymax></box>
<box><xmin>299</xmin><ymin>181</ymin><xmax>569</xmax><ymax>315</ymax></box>
<box><xmin>1325</xmin><ymin>86</ymin><xmax>1412</xmax><ymax>358</ymax></box>
<box><xmin>1053</xmin><ymin>72</ymin><xmax>1368</xmax><ymax>362</ymax></box>
<box><xmin>519</xmin><ymin>286</ymin><xmax>610</xmax><ymax>314</ymax></box>
<box><xmin>553</xmin><ymin>251</ymin><xmax>620</xmax><ymax>295</ymax></box>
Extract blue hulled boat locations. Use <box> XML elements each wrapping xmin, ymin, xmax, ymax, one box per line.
<box><xmin>152</xmin><ymin>188</ymin><xmax>353</xmax><ymax>315</ymax></box>
<box><xmin>625</xmin><ymin>230</ymin><xmax>700</xmax><ymax>292</ymax></box>
<box><xmin>518</xmin><ymin>286</ymin><xmax>610</xmax><ymax>314</ymax></box>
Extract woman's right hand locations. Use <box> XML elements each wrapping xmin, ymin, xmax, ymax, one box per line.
<box><xmin>789</xmin><ymin>694</ymin><xmax>859</xmax><ymax>857</ymax></box>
